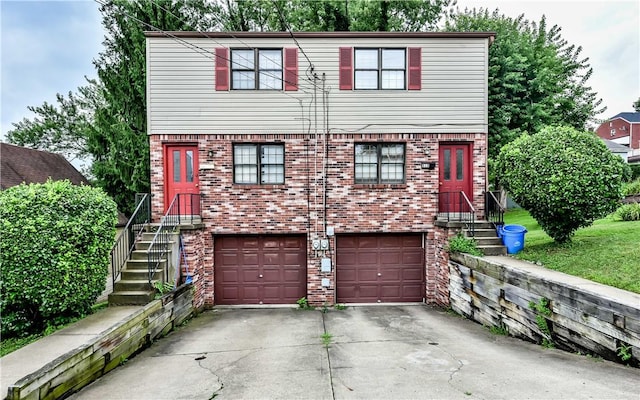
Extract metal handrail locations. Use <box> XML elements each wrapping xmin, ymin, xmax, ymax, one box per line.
<box><xmin>437</xmin><ymin>191</ymin><xmax>476</xmax><ymax>236</ymax></box>
<box><xmin>111</xmin><ymin>193</ymin><xmax>150</xmax><ymax>287</ymax></box>
<box><xmin>460</xmin><ymin>191</ymin><xmax>476</xmax><ymax>237</ymax></box>
<box><xmin>485</xmin><ymin>191</ymin><xmax>505</xmax><ymax>228</ymax></box>
<box><xmin>147</xmin><ymin>193</ymin><xmax>202</xmax><ymax>284</ymax></box>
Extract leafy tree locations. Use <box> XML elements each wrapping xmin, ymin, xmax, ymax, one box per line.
<box><xmin>217</xmin><ymin>0</ymin><xmax>452</xmax><ymax>32</ymax></box>
<box><xmin>496</xmin><ymin>126</ymin><xmax>627</xmax><ymax>243</ymax></box>
<box><xmin>633</xmin><ymin>97</ymin><xmax>640</xmax><ymax>112</ymax></box>
<box><xmin>90</xmin><ymin>0</ymin><xmax>217</xmax><ymax>214</ymax></box>
<box><xmin>446</xmin><ymin>9</ymin><xmax>605</xmax><ymax>158</ymax></box>
<box><xmin>0</xmin><ymin>180</ymin><xmax>117</xmax><ymax>337</ymax></box>
<box><xmin>6</xmin><ymin>81</ymin><xmax>102</xmax><ymax>166</ymax></box>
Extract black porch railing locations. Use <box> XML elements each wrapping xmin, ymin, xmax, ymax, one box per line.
<box><xmin>437</xmin><ymin>191</ymin><xmax>476</xmax><ymax>237</ymax></box>
<box><xmin>485</xmin><ymin>190</ymin><xmax>505</xmax><ymax>229</ymax></box>
<box><xmin>111</xmin><ymin>193</ymin><xmax>150</xmax><ymax>287</ymax></box>
<box><xmin>147</xmin><ymin>193</ymin><xmax>201</xmax><ymax>284</ymax></box>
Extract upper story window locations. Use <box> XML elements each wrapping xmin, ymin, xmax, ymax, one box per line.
<box><xmin>231</xmin><ymin>49</ymin><xmax>282</xmax><ymax>90</ymax></box>
<box><xmin>354</xmin><ymin>48</ymin><xmax>406</xmax><ymax>90</ymax></box>
<box><xmin>354</xmin><ymin>143</ymin><xmax>405</xmax><ymax>184</ymax></box>
<box><xmin>233</xmin><ymin>143</ymin><xmax>285</xmax><ymax>184</ymax></box>
<box><xmin>610</xmin><ymin>129</ymin><xmax>616</xmax><ymax>136</ymax></box>
<box><xmin>340</xmin><ymin>47</ymin><xmax>421</xmax><ymax>91</ymax></box>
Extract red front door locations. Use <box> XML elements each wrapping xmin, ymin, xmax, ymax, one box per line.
<box><xmin>165</xmin><ymin>145</ymin><xmax>199</xmax><ymax>213</ymax></box>
<box><xmin>438</xmin><ymin>143</ymin><xmax>473</xmax><ymax>212</ymax></box>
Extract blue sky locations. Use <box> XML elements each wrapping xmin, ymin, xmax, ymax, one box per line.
<box><xmin>1</xmin><ymin>0</ymin><xmax>639</xmax><ymax>141</ymax></box>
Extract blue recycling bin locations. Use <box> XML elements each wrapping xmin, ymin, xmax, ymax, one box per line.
<box><xmin>501</xmin><ymin>224</ymin><xmax>527</xmax><ymax>254</ymax></box>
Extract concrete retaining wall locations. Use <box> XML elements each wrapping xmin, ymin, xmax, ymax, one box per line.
<box><xmin>6</xmin><ymin>284</ymin><xmax>195</xmax><ymax>400</ymax></box>
<box><xmin>449</xmin><ymin>253</ymin><xmax>640</xmax><ymax>366</ymax></box>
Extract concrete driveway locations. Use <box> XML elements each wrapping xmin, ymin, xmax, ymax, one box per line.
<box><xmin>71</xmin><ymin>305</ymin><xmax>639</xmax><ymax>399</ymax></box>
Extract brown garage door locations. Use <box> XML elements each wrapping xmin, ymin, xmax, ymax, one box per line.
<box><xmin>336</xmin><ymin>234</ymin><xmax>424</xmax><ymax>303</ymax></box>
<box><xmin>214</xmin><ymin>235</ymin><xmax>307</xmax><ymax>305</ymax></box>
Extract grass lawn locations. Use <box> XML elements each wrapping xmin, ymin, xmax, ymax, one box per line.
<box><xmin>504</xmin><ymin>209</ymin><xmax>640</xmax><ymax>294</ymax></box>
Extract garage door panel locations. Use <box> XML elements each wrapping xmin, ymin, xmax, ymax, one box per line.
<box><xmin>380</xmin><ymin>251</ymin><xmax>401</xmax><ymax>265</ymax></box>
<box><xmin>240</xmin><ymin>286</ymin><xmax>259</xmax><ymax>303</ymax></box>
<box><xmin>380</xmin><ymin>285</ymin><xmax>401</xmax><ymax>298</ymax></box>
<box><xmin>283</xmin><ymin>268</ymin><xmax>303</xmax><ymax>282</ymax></box>
<box><xmin>357</xmin><ymin>237</ymin><xmax>380</xmax><ymax>248</ymax></box>
<box><xmin>284</xmin><ymin>237</ymin><xmax>304</xmax><ymax>248</ymax></box>
<box><xmin>284</xmin><ymin>253</ymin><xmax>305</xmax><ymax>265</ymax></box>
<box><xmin>241</xmin><ymin>269</ymin><xmax>260</xmax><ymax>283</ymax></box>
<box><xmin>337</xmin><ymin>234</ymin><xmax>424</xmax><ymax>303</ymax></box>
<box><xmin>338</xmin><ymin>236</ymin><xmax>358</xmax><ymax>248</ymax></box>
<box><xmin>381</xmin><ymin>269</ymin><xmax>401</xmax><ymax>281</ymax></box>
<box><xmin>379</xmin><ymin>236</ymin><xmax>404</xmax><ymax>247</ymax></box>
<box><xmin>337</xmin><ymin>269</ymin><xmax>356</xmax><ymax>282</ymax></box>
<box><xmin>215</xmin><ymin>235</ymin><xmax>307</xmax><ymax>305</ymax></box>
<box><xmin>359</xmin><ymin>285</ymin><xmax>378</xmax><ymax>298</ymax></box>
<box><xmin>338</xmin><ymin>285</ymin><xmax>357</xmax><ymax>299</ymax></box>
<box><xmin>403</xmin><ymin>250</ymin><xmax>423</xmax><ymax>264</ymax></box>
<box><xmin>220</xmin><ymin>269</ymin><xmax>239</xmax><ymax>283</ymax></box>
<box><xmin>402</xmin><ymin>268</ymin><xmax>424</xmax><ymax>281</ymax></box>
<box><xmin>402</xmin><ymin>235</ymin><xmax>422</xmax><ymax>246</ymax></box>
<box><xmin>357</xmin><ymin>252</ymin><xmax>380</xmax><ymax>264</ymax></box>
<box><xmin>337</xmin><ymin>252</ymin><xmax>357</xmax><ymax>265</ymax></box>
<box><xmin>262</xmin><ymin>252</ymin><xmax>281</xmax><ymax>266</ymax></box>
<box><xmin>240</xmin><ymin>253</ymin><xmax>259</xmax><ymax>266</ymax></box>
<box><xmin>402</xmin><ymin>285</ymin><xmax>423</xmax><ymax>298</ymax></box>
<box><xmin>220</xmin><ymin>254</ymin><xmax>240</xmax><ymax>266</ymax></box>
<box><xmin>357</xmin><ymin>269</ymin><xmax>378</xmax><ymax>281</ymax></box>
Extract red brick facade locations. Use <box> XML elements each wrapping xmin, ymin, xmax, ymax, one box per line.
<box><xmin>150</xmin><ymin>132</ymin><xmax>486</xmax><ymax>307</ymax></box>
<box><xmin>596</xmin><ymin>118</ymin><xmax>640</xmax><ymax>150</ymax></box>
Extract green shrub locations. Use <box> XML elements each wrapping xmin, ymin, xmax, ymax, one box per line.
<box><xmin>496</xmin><ymin>126</ymin><xmax>626</xmax><ymax>243</ymax></box>
<box><xmin>0</xmin><ymin>180</ymin><xmax>117</xmax><ymax>338</ymax></box>
<box><xmin>629</xmin><ymin>164</ymin><xmax>640</xmax><ymax>181</ymax></box>
<box><xmin>447</xmin><ymin>232</ymin><xmax>483</xmax><ymax>256</ymax></box>
<box><xmin>623</xmin><ymin>179</ymin><xmax>640</xmax><ymax>196</ymax></box>
<box><xmin>615</xmin><ymin>203</ymin><xmax>640</xmax><ymax>221</ymax></box>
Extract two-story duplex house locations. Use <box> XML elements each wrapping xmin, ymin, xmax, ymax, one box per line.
<box><xmin>144</xmin><ymin>31</ymin><xmax>495</xmax><ymax>308</ymax></box>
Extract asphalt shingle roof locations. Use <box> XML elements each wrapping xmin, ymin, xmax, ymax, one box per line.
<box><xmin>0</xmin><ymin>143</ymin><xmax>90</xmax><ymax>190</ymax></box>
<box><xmin>610</xmin><ymin>112</ymin><xmax>640</xmax><ymax>123</ymax></box>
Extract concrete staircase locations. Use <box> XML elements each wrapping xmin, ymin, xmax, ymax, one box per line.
<box><xmin>465</xmin><ymin>221</ymin><xmax>507</xmax><ymax>256</ymax></box>
<box><xmin>108</xmin><ymin>230</ymin><xmax>178</xmax><ymax>306</ymax></box>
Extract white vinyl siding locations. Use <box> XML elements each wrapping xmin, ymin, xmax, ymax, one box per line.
<box><xmin>146</xmin><ymin>37</ymin><xmax>489</xmax><ymax>135</ymax></box>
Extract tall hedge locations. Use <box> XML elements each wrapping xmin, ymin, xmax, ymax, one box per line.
<box><xmin>496</xmin><ymin>126</ymin><xmax>627</xmax><ymax>243</ymax></box>
<box><xmin>0</xmin><ymin>180</ymin><xmax>117</xmax><ymax>337</ymax></box>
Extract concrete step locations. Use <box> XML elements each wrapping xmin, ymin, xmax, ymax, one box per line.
<box><xmin>474</xmin><ymin>237</ymin><xmax>503</xmax><ymax>246</ymax></box>
<box><xmin>140</xmin><ymin>232</ymin><xmax>180</xmax><ymax>241</ymax></box>
<box><xmin>130</xmin><ymin>249</ymin><xmax>166</xmax><ymax>261</ymax></box>
<box><xmin>135</xmin><ymin>241</ymin><xmax>174</xmax><ymax>251</ymax></box>
<box><xmin>122</xmin><ymin>269</ymin><xmax>162</xmax><ymax>281</ymax></box>
<box><xmin>114</xmin><ymin>280</ymin><xmax>153</xmax><ymax>292</ymax></box>
<box><xmin>479</xmin><ymin>245</ymin><xmax>507</xmax><ymax>256</ymax></box>
<box><xmin>471</xmin><ymin>221</ymin><xmax>496</xmax><ymax>230</ymax></box>
<box><xmin>126</xmin><ymin>259</ymin><xmax>166</xmax><ymax>271</ymax></box>
<box><xmin>108</xmin><ymin>290</ymin><xmax>155</xmax><ymax>306</ymax></box>
<box><xmin>470</xmin><ymin>228</ymin><xmax>500</xmax><ymax>238</ymax></box>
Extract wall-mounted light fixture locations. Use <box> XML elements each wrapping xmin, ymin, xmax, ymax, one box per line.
<box><xmin>207</xmin><ymin>149</ymin><xmax>214</xmax><ymax>159</ymax></box>
<box><xmin>421</xmin><ymin>162</ymin><xmax>437</xmax><ymax>170</ymax></box>
<box><xmin>424</xmin><ymin>147</ymin><xmax>431</xmax><ymax>156</ymax></box>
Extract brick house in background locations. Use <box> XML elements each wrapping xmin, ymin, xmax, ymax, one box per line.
<box><xmin>145</xmin><ymin>31</ymin><xmax>495</xmax><ymax>307</ymax></box>
<box><xmin>596</xmin><ymin>112</ymin><xmax>640</xmax><ymax>152</ymax></box>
